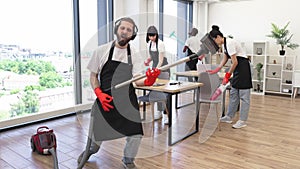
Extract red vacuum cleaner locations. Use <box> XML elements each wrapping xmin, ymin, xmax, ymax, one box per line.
<box><xmin>31</xmin><ymin>126</ymin><xmax>59</xmax><ymax>169</ymax></box>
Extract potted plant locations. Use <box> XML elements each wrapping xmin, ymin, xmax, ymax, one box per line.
<box><xmin>266</xmin><ymin>21</ymin><xmax>299</xmax><ymax>55</ymax></box>
<box><xmin>255</xmin><ymin>63</ymin><xmax>263</xmax><ymax>92</ymax></box>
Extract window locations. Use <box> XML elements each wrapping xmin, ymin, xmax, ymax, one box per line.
<box><xmin>0</xmin><ymin>0</ymin><xmax>74</xmax><ymax>128</ymax></box>
<box><xmin>163</xmin><ymin>0</ymin><xmax>191</xmax><ymax>78</ymax></box>
<box><xmin>79</xmin><ymin>0</ymin><xmax>98</xmax><ymax>104</ymax></box>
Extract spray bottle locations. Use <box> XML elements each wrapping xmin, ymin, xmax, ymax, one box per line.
<box><xmin>210</xmin><ymin>82</ymin><xmax>230</xmax><ymax>101</ymax></box>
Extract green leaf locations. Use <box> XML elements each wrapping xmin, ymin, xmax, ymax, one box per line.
<box><xmin>266</xmin><ymin>22</ymin><xmax>299</xmax><ymax>50</ymax></box>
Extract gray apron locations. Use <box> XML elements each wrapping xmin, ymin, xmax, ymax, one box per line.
<box><xmin>149</xmin><ymin>42</ymin><xmax>170</xmax><ymax>74</ymax></box>
<box><xmin>92</xmin><ymin>41</ymin><xmax>143</xmax><ymax>141</ymax></box>
<box><xmin>224</xmin><ymin>38</ymin><xmax>252</xmax><ymax>89</ymax></box>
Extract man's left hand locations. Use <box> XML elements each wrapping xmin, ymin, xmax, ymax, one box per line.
<box><xmin>144</xmin><ymin>68</ymin><xmax>161</xmax><ymax>86</ymax></box>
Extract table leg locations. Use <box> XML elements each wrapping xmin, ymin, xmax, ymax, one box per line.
<box><xmin>176</xmin><ymin>91</ymin><xmax>195</xmax><ymax>109</ymax></box>
<box><xmin>167</xmin><ymin>94</ymin><xmax>173</xmax><ymax>146</ymax></box>
<box><xmin>141</xmin><ymin>90</ymin><xmax>146</xmax><ymax>121</ymax></box>
<box><xmin>222</xmin><ymin>89</ymin><xmax>226</xmax><ymax>117</ymax></box>
<box><xmin>195</xmin><ymin>87</ymin><xmax>200</xmax><ymax>131</ymax></box>
<box><xmin>168</xmin><ymin>87</ymin><xmax>200</xmax><ymax>146</ymax></box>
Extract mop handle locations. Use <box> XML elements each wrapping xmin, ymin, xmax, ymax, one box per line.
<box><xmin>112</xmin><ymin>37</ymin><xmax>216</xmax><ymax>90</ymax></box>
<box><xmin>114</xmin><ymin>55</ymin><xmax>196</xmax><ymax>89</ymax></box>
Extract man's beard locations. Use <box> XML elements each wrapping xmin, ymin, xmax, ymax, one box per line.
<box><xmin>118</xmin><ymin>39</ymin><xmax>130</xmax><ymax>46</ymax></box>
<box><xmin>117</xmin><ymin>34</ymin><xmax>131</xmax><ymax>46</ymax></box>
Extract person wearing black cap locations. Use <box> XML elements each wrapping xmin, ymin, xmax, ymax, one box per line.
<box><xmin>207</xmin><ymin>25</ymin><xmax>252</xmax><ymax>129</ymax></box>
<box><xmin>144</xmin><ymin>25</ymin><xmax>169</xmax><ymax>123</ymax></box>
<box><xmin>183</xmin><ymin>27</ymin><xmax>203</xmax><ymax>82</ymax></box>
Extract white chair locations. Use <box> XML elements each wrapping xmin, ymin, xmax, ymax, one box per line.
<box><xmin>138</xmin><ymin>72</ymin><xmax>170</xmax><ymax>123</ymax></box>
<box><xmin>198</xmin><ymin>71</ymin><xmax>222</xmax><ymax>131</ymax></box>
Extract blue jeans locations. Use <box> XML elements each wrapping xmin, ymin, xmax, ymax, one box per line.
<box><xmin>122</xmin><ymin>134</ymin><xmax>142</xmax><ymax>163</ymax></box>
<box><xmin>226</xmin><ymin>87</ymin><xmax>250</xmax><ymax>121</ymax></box>
<box><xmin>93</xmin><ymin>134</ymin><xmax>142</xmax><ymax>163</ymax></box>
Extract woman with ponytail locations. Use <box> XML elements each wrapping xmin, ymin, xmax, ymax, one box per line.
<box><xmin>207</xmin><ymin>25</ymin><xmax>252</xmax><ymax>129</ymax></box>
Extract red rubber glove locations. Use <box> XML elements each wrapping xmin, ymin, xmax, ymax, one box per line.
<box><xmin>183</xmin><ymin>46</ymin><xmax>188</xmax><ymax>53</ymax></box>
<box><xmin>206</xmin><ymin>66</ymin><xmax>222</xmax><ymax>74</ymax></box>
<box><xmin>94</xmin><ymin>87</ymin><xmax>114</xmax><ymax>112</ymax></box>
<box><xmin>144</xmin><ymin>68</ymin><xmax>161</xmax><ymax>86</ymax></box>
<box><xmin>198</xmin><ymin>54</ymin><xmax>205</xmax><ymax>61</ymax></box>
<box><xmin>222</xmin><ymin>72</ymin><xmax>231</xmax><ymax>85</ymax></box>
<box><xmin>144</xmin><ymin>58</ymin><xmax>152</xmax><ymax>66</ymax></box>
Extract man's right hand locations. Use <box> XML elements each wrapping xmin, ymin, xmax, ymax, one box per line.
<box><xmin>94</xmin><ymin>87</ymin><xmax>114</xmax><ymax>112</ymax></box>
<box><xmin>206</xmin><ymin>66</ymin><xmax>222</xmax><ymax>74</ymax></box>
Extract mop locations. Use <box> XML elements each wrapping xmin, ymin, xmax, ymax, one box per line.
<box><xmin>210</xmin><ymin>82</ymin><xmax>231</xmax><ymax>101</ymax></box>
<box><xmin>113</xmin><ymin>33</ymin><xmax>219</xmax><ymax>90</ymax></box>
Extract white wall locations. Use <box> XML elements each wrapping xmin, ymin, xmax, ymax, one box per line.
<box><xmin>113</xmin><ymin>0</ymin><xmax>181</xmax><ymax>63</ymax></box>
<box><xmin>207</xmin><ymin>0</ymin><xmax>300</xmax><ymax>69</ymax></box>
<box><xmin>114</xmin><ymin>0</ymin><xmax>150</xmax><ymax>59</ymax></box>
<box><xmin>194</xmin><ymin>2</ymin><xmax>208</xmax><ymax>35</ymax></box>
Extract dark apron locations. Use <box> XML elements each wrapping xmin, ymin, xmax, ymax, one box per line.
<box><xmin>224</xmin><ymin>38</ymin><xmax>252</xmax><ymax>89</ymax></box>
<box><xmin>149</xmin><ymin>42</ymin><xmax>170</xmax><ymax>74</ymax></box>
<box><xmin>185</xmin><ymin>48</ymin><xmax>198</xmax><ymax>71</ymax></box>
<box><xmin>92</xmin><ymin>41</ymin><xmax>143</xmax><ymax>141</ymax></box>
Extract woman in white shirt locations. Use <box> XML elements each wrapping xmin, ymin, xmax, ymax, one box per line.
<box><xmin>144</xmin><ymin>26</ymin><xmax>170</xmax><ymax>74</ymax></box>
<box><xmin>143</xmin><ymin>25</ymin><xmax>169</xmax><ymax>123</ymax></box>
<box><xmin>183</xmin><ymin>27</ymin><xmax>201</xmax><ymax>81</ymax></box>
<box><xmin>207</xmin><ymin>25</ymin><xmax>252</xmax><ymax>129</ymax></box>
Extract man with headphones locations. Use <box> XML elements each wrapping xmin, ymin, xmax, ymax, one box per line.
<box><xmin>78</xmin><ymin>17</ymin><xmax>160</xmax><ymax>169</ymax></box>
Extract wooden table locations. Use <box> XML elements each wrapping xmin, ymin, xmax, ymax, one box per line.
<box><xmin>174</xmin><ymin>71</ymin><xmax>228</xmax><ymax>116</ymax></box>
<box><xmin>135</xmin><ymin>79</ymin><xmax>203</xmax><ymax>146</ymax></box>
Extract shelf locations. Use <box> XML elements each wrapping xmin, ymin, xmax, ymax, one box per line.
<box><xmin>251</xmin><ymin>91</ymin><xmax>264</xmax><ymax>95</ymax></box>
<box><xmin>252</xmin><ymin>79</ymin><xmax>264</xmax><ymax>82</ymax></box>
<box><xmin>265</xmin><ymin>91</ymin><xmax>292</xmax><ymax>95</ymax></box>
<box><xmin>253</xmin><ymin>68</ymin><xmax>265</xmax><ymax>71</ymax></box>
<box><xmin>252</xmin><ymin>54</ymin><xmax>265</xmax><ymax>57</ymax></box>
<box><xmin>265</xmin><ymin>90</ymin><xmax>281</xmax><ymax>94</ymax></box>
<box><xmin>265</xmin><ymin>77</ymin><xmax>281</xmax><ymax>80</ymax></box>
<box><xmin>266</xmin><ymin>63</ymin><xmax>282</xmax><ymax>66</ymax></box>
<box><xmin>248</xmin><ymin>41</ymin><xmax>296</xmax><ymax>97</ymax></box>
<box><xmin>281</xmin><ymin>83</ymin><xmax>293</xmax><ymax>86</ymax></box>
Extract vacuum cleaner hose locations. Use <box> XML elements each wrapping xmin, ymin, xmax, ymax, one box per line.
<box><xmin>48</xmin><ymin>147</ymin><xmax>59</xmax><ymax>169</ymax></box>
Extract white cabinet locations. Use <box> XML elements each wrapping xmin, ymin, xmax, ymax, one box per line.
<box><xmin>250</xmin><ymin>42</ymin><xmax>268</xmax><ymax>95</ymax></box>
<box><xmin>264</xmin><ymin>55</ymin><xmax>296</xmax><ymax>96</ymax></box>
<box><xmin>293</xmin><ymin>70</ymin><xmax>300</xmax><ymax>98</ymax></box>
<box><xmin>248</xmin><ymin>41</ymin><xmax>297</xmax><ymax>97</ymax></box>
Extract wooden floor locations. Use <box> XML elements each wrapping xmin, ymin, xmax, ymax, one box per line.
<box><xmin>1</xmin><ymin>93</ymin><xmax>300</xmax><ymax>169</ymax></box>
